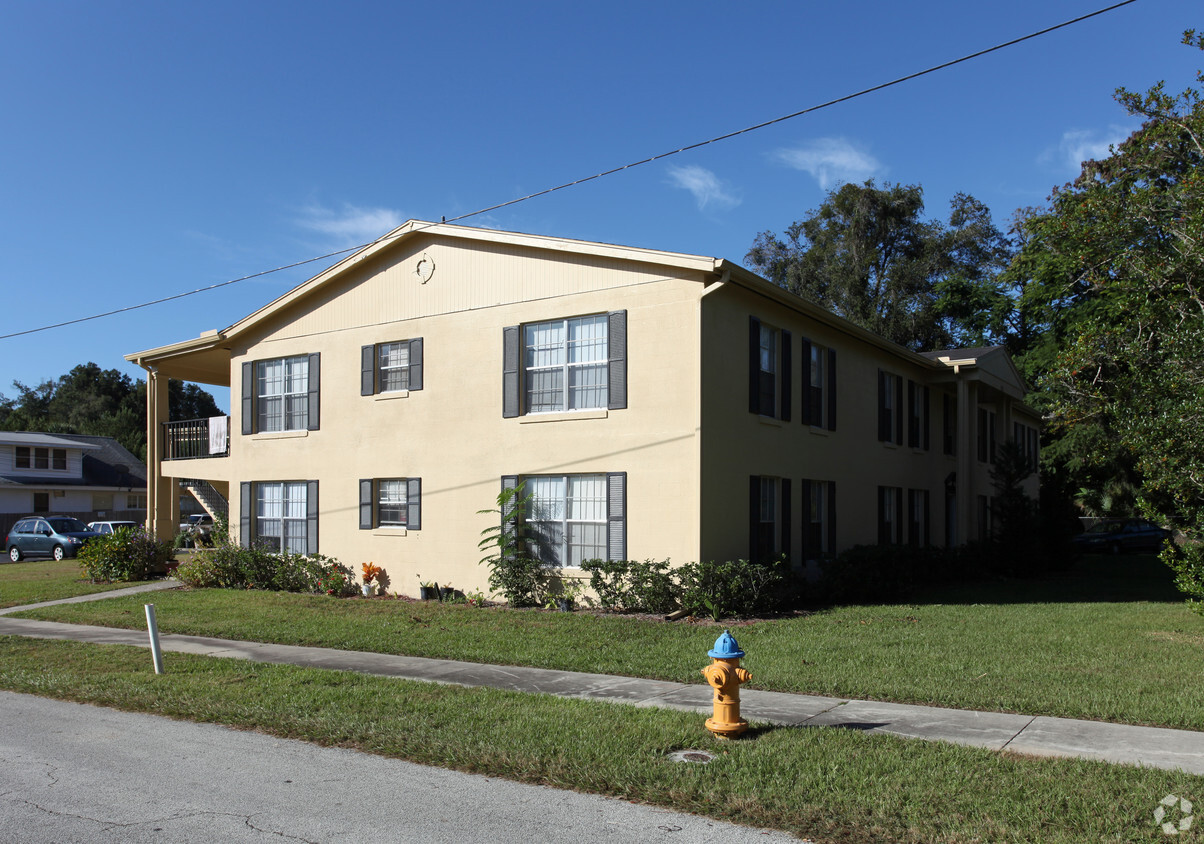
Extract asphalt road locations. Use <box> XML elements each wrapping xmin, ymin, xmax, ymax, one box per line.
<box><xmin>0</xmin><ymin>691</ymin><xmax>803</xmax><ymax>843</ymax></box>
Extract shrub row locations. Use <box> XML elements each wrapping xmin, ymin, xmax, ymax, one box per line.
<box><xmin>77</xmin><ymin>529</ymin><xmax>175</xmax><ymax>583</ymax></box>
<box><xmin>817</xmin><ymin>541</ymin><xmax>1006</xmax><ymax>605</ymax></box>
<box><xmin>579</xmin><ymin>557</ymin><xmax>796</xmax><ymax>619</ymax></box>
<box><xmin>174</xmin><ymin>543</ymin><xmax>355</xmax><ymax>596</ymax></box>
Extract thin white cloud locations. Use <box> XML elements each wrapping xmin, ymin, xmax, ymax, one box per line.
<box><xmin>295</xmin><ymin>202</ymin><xmax>404</xmax><ymax>247</ymax></box>
<box><xmin>666</xmin><ymin>165</ymin><xmax>741</xmax><ymax>211</ymax></box>
<box><xmin>772</xmin><ymin>138</ymin><xmax>882</xmax><ymax>190</ymax></box>
<box><xmin>1042</xmin><ymin>124</ymin><xmax>1133</xmax><ymax>172</ymax></box>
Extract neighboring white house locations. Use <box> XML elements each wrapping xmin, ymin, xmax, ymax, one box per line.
<box><xmin>0</xmin><ymin>432</ymin><xmax>147</xmax><ymax>536</ymax></box>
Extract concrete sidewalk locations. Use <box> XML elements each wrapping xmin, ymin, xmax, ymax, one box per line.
<box><xmin>2</xmin><ymin>582</ymin><xmax>1202</xmax><ymax>776</ymax></box>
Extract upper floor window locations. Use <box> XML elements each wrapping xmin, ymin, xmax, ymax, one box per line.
<box><xmin>361</xmin><ymin>339</ymin><xmax>424</xmax><ymax>396</ymax></box>
<box><xmin>802</xmin><ymin>340</ymin><xmax>836</xmax><ymax>429</ymax></box>
<box><xmin>877</xmin><ymin>371</ymin><xmax>903</xmax><ymax>445</ymax></box>
<box><xmin>503</xmin><ymin>312</ymin><xmax>626</xmax><ymax>418</ymax></box>
<box><xmin>942</xmin><ymin>393</ymin><xmax>957</xmax><ymax>455</ymax></box>
<box><xmin>977</xmin><ymin>409</ymin><xmax>997</xmax><ymax>463</ymax></box>
<box><xmin>526</xmin><ymin>316</ymin><xmax>608</xmax><ymax>413</ymax></box>
<box><xmin>241</xmin><ymin>354</ymin><xmax>320</xmax><ymax>435</ymax></box>
<box><xmin>1013</xmin><ymin>422</ymin><xmax>1039</xmax><ymax>471</ymax></box>
<box><xmin>907</xmin><ymin>381</ymin><xmax>930</xmax><ymax>450</ymax></box>
<box><xmin>749</xmin><ymin>316</ymin><xmax>791</xmax><ymax>420</ymax></box>
<box><xmin>14</xmin><ymin>447</ymin><xmax>66</xmax><ymax>471</ymax></box>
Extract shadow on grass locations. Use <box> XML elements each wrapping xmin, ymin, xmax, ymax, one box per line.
<box><xmin>907</xmin><ymin>552</ymin><xmax>1184</xmax><ymax>606</ymax></box>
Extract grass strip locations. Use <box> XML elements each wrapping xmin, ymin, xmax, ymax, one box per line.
<box><xmin>0</xmin><ymin>636</ymin><xmax>1198</xmax><ymax>844</ymax></box>
<box><xmin>0</xmin><ymin>559</ymin><xmax>138</xmax><ymax>608</ymax></box>
<box><xmin>15</xmin><ymin>561</ymin><xmax>1204</xmax><ymax>730</ymax></box>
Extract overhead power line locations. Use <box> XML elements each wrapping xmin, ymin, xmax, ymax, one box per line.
<box><xmin>0</xmin><ymin>0</ymin><xmax>1139</xmax><ymax>343</ymax></box>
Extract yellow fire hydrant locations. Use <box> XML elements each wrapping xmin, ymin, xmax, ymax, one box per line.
<box><xmin>701</xmin><ymin>629</ymin><xmax>752</xmax><ymax>738</ymax></box>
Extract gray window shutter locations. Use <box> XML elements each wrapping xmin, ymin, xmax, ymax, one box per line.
<box><xmin>877</xmin><ymin>487</ymin><xmax>888</xmax><ymax>545</ymax></box>
<box><xmin>877</xmin><ymin>371</ymin><xmax>889</xmax><ymax>441</ymax></box>
<box><xmin>359</xmin><ymin>479</ymin><xmax>373</xmax><ymax>530</ymax></box>
<box><xmin>306</xmin><ymin>480</ymin><xmax>319</xmax><ymax>553</ymax></box>
<box><xmin>748</xmin><ymin>316</ymin><xmax>761</xmax><ymax>414</ymax></box>
<box><xmin>501</xmin><ymin>475</ymin><xmax>519</xmax><ymax>558</ymax></box>
<box><xmin>240</xmin><ymin>482</ymin><xmax>253</xmax><ymax>548</ymax></box>
<box><xmin>502</xmin><ymin>326</ymin><xmax>520</xmax><ymax>418</ymax></box>
<box><xmin>827</xmin><ymin>348</ymin><xmax>837</xmax><ymax>431</ymax></box>
<box><xmin>407</xmin><ymin>477</ymin><xmax>422</xmax><ymax>530</ymax></box>
<box><xmin>749</xmin><ymin>475</ymin><xmax>760</xmax><ymax>561</ymax></box>
<box><xmin>800</xmin><ymin>338</ymin><xmax>812</xmax><ymax>425</ymax></box>
<box><xmin>780</xmin><ymin>330</ymin><xmax>792</xmax><ymax>422</ymax></box>
<box><xmin>827</xmin><ymin>481</ymin><xmax>837</xmax><ymax>553</ymax></box>
<box><xmin>780</xmin><ymin>477</ymin><xmax>791</xmax><ymax>563</ymax></box>
<box><xmin>800</xmin><ymin>479</ymin><xmax>812</xmax><ymax>562</ymax></box>
<box><xmin>408</xmin><ymin>338</ymin><xmax>423</xmax><ymax>392</ymax></box>
<box><xmin>607</xmin><ymin>310</ymin><xmax>627</xmax><ymax>410</ymax></box>
<box><xmin>241</xmin><ymin>362</ymin><xmax>255</xmax><ymax>435</ymax></box>
<box><xmin>607</xmin><ymin>472</ymin><xmax>626</xmax><ymax>561</ymax></box>
<box><xmin>361</xmin><ymin>346</ymin><xmax>376</xmax><ymax>396</ymax></box>
<box><xmin>307</xmin><ymin>353</ymin><xmax>321</xmax><ymax>431</ymax></box>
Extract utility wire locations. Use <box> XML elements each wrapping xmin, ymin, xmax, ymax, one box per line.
<box><xmin>0</xmin><ymin>0</ymin><xmax>1139</xmax><ymax>343</ymax></box>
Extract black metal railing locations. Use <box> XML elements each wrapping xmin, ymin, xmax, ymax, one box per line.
<box><xmin>163</xmin><ymin>416</ymin><xmax>229</xmax><ymax>460</ymax></box>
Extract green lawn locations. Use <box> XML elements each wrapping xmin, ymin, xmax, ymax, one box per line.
<box><xmin>0</xmin><ymin>636</ymin><xmax>1198</xmax><ymax>844</ymax></box>
<box><xmin>12</xmin><ymin>554</ymin><xmax>1204</xmax><ymax>730</ymax></box>
<box><xmin>0</xmin><ymin>558</ymin><xmax>143</xmax><ymax>608</ymax></box>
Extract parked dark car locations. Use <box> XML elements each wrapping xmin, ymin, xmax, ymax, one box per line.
<box><xmin>1071</xmin><ymin>518</ymin><xmax>1172</xmax><ymax>555</ymax></box>
<box><xmin>5</xmin><ymin>516</ymin><xmax>100</xmax><ymax>561</ymax></box>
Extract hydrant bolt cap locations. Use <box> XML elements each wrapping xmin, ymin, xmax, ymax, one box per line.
<box><xmin>708</xmin><ymin>629</ymin><xmax>745</xmax><ymax>659</ymax></box>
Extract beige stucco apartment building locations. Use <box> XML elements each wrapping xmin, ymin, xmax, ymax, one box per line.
<box><xmin>128</xmin><ymin>221</ymin><xmax>1039</xmax><ymax>593</ymax></box>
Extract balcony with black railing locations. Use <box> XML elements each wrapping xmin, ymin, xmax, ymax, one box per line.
<box><xmin>163</xmin><ymin>416</ymin><xmax>230</xmax><ymax>460</ymax></box>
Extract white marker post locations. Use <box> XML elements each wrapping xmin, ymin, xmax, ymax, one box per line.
<box><xmin>144</xmin><ymin>604</ymin><xmax>165</xmax><ymax>675</ymax></box>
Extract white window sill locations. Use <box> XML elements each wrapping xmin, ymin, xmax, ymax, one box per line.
<box><xmin>757</xmin><ymin>415</ymin><xmax>785</xmax><ymax>428</ymax></box>
<box><xmin>252</xmin><ymin>430</ymin><xmax>308</xmax><ymax>441</ymax></box>
<box><xmin>372</xmin><ymin>527</ymin><xmax>408</xmax><ymax>537</ymax></box>
<box><xmin>374</xmin><ymin>390</ymin><xmax>409</xmax><ymax>401</ymax></box>
<box><xmin>807</xmin><ymin>426</ymin><xmax>831</xmax><ymax>437</ymax></box>
<box><xmin>520</xmin><ymin>409</ymin><xmax>608</xmax><ymax>424</ymax></box>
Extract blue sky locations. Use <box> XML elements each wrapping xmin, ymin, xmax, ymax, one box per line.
<box><xmin>1</xmin><ymin>0</ymin><xmax>1198</xmax><ymax>413</ymax></box>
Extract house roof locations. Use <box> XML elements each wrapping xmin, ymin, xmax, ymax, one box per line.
<box><xmin>0</xmin><ymin>433</ymin><xmax>146</xmax><ymax>490</ymax></box>
<box><xmin>124</xmin><ymin>220</ymin><xmax>1029</xmax><ymax>401</ymax></box>
<box><xmin>0</xmin><ymin>432</ymin><xmax>102</xmax><ymax>450</ymax></box>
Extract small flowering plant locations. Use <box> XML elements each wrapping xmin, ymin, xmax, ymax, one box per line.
<box><xmin>361</xmin><ymin>562</ymin><xmax>383</xmax><ymax>584</ymax></box>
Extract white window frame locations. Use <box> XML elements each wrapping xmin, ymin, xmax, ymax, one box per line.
<box><xmin>525</xmin><ymin>473</ymin><xmax>608</xmax><ymax>567</ymax></box>
<box><xmin>378</xmin><ymin>342</ymin><xmax>411</xmax><ymax>393</ymax></box>
<box><xmin>377</xmin><ymin>479</ymin><xmax>408</xmax><ymax>527</ymax></box>
<box><xmin>255</xmin><ymin>481</ymin><xmax>309</xmax><ymax>554</ymax></box>
<box><xmin>523</xmin><ymin>315</ymin><xmax>609</xmax><ymax>414</ymax></box>
<box><xmin>808</xmin><ymin>480</ymin><xmax>829</xmax><ymax>555</ymax></box>
<box><xmin>256</xmin><ymin>356</ymin><xmax>310</xmax><ymax>433</ymax></box>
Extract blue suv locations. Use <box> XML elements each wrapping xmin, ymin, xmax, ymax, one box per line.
<box><xmin>5</xmin><ymin>516</ymin><xmax>99</xmax><ymax>561</ymax></box>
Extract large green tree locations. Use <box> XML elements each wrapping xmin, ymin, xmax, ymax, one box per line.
<box><xmin>1012</xmin><ymin>31</ymin><xmax>1204</xmax><ymax>609</ymax></box>
<box><xmin>0</xmin><ymin>363</ymin><xmax>222</xmax><ymax>461</ymax></box>
<box><xmin>746</xmin><ymin>181</ymin><xmax>1015</xmax><ymax>351</ymax></box>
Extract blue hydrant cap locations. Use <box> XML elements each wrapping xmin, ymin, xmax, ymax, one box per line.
<box><xmin>708</xmin><ymin>629</ymin><xmax>745</xmax><ymax>659</ymax></box>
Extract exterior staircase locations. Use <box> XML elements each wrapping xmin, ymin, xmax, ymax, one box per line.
<box><xmin>179</xmin><ymin>478</ymin><xmax>229</xmax><ymax>521</ymax></box>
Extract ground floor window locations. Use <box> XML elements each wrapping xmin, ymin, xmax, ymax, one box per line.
<box><xmin>803</xmin><ymin>479</ymin><xmax>836</xmax><ymax>561</ymax></box>
<box><xmin>526</xmin><ymin>474</ymin><xmax>608</xmax><ymax>566</ymax></box>
<box><xmin>908</xmin><ymin>488</ymin><xmax>930</xmax><ymax>547</ymax></box>
<box><xmin>242</xmin><ymin>481</ymin><xmax>316</xmax><ymax>554</ymax></box>
<box><xmin>749</xmin><ymin>475</ymin><xmax>790</xmax><ymax>563</ymax></box>
<box><xmin>359</xmin><ymin>478</ymin><xmax>422</xmax><ymax>530</ymax></box>
<box><xmin>977</xmin><ymin>494</ymin><xmax>993</xmax><ymax>542</ymax></box>
<box><xmin>878</xmin><ymin>486</ymin><xmax>903</xmax><ymax>545</ymax></box>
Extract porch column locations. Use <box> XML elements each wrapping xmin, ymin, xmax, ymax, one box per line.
<box><xmin>145</xmin><ymin>369</ymin><xmax>176</xmax><ymax>541</ymax></box>
<box><xmin>955</xmin><ymin>377</ymin><xmax>976</xmax><ymax>546</ymax></box>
